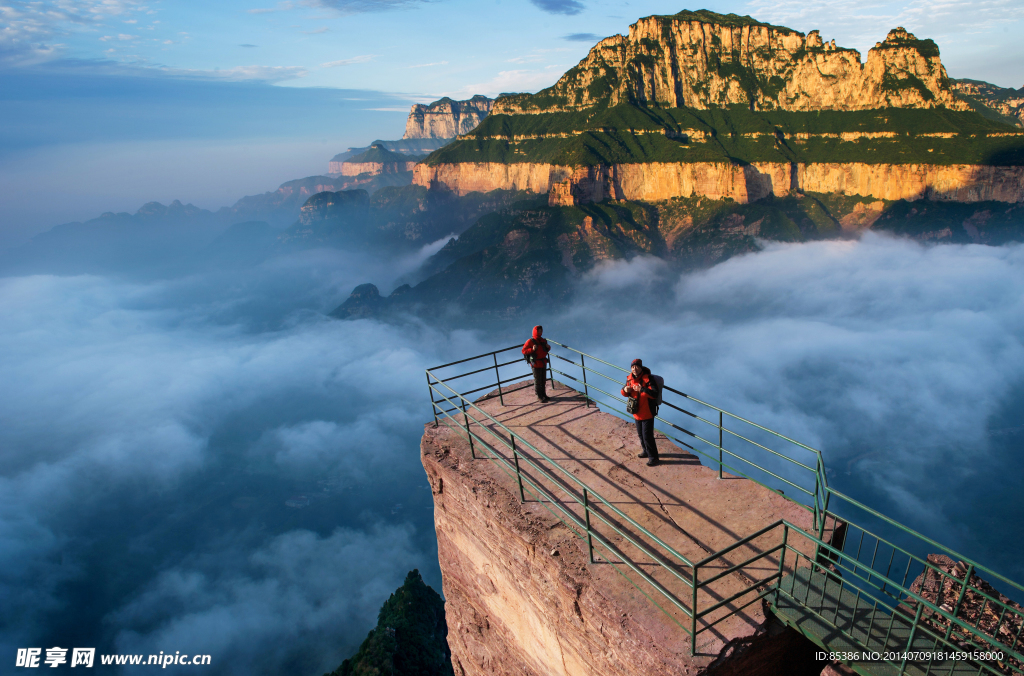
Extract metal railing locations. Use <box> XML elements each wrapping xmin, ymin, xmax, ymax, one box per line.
<box><xmin>425</xmin><ymin>341</ymin><xmax>1024</xmax><ymax>674</ymax></box>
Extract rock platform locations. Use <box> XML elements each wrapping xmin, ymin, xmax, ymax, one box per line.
<box><xmin>422</xmin><ymin>379</ymin><xmax>829</xmax><ymax>676</ymax></box>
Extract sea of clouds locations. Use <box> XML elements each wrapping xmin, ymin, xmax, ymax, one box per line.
<box><xmin>1</xmin><ymin>231</ymin><xmax>1022</xmax><ymax>674</ymax></box>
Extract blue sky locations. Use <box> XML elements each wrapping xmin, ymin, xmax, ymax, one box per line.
<box><xmin>3</xmin><ymin>0</ymin><xmax>1023</xmax><ymax>94</ymax></box>
<box><xmin>1</xmin><ymin>0</ymin><xmax>1022</xmax><ymax>246</ymax></box>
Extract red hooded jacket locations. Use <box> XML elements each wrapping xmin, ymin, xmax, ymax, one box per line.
<box><xmin>522</xmin><ymin>326</ymin><xmax>550</xmax><ymax>369</ymax></box>
<box><xmin>621</xmin><ymin>367</ymin><xmax>657</xmax><ymax>421</ymax></box>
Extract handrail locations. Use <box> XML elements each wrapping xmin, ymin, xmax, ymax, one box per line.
<box><xmin>425</xmin><ymin>342</ymin><xmax>1024</xmax><ymax>671</ymax></box>
<box><xmin>546</xmin><ymin>340</ymin><xmax>1024</xmax><ymax>599</ymax></box>
<box><xmin>426</xmin><ymin>370</ymin><xmax>696</xmax><ymax>570</ymax></box>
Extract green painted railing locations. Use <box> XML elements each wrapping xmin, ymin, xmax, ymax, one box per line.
<box><xmin>426</xmin><ymin>342</ymin><xmax>1024</xmax><ymax>675</ymax></box>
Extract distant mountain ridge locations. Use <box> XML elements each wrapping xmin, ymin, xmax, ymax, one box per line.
<box><xmin>403</xmin><ymin>95</ymin><xmax>494</xmax><ymax>139</ymax></box>
<box><xmin>952</xmin><ymin>79</ymin><xmax>1024</xmax><ymax>128</ymax></box>
<box><xmin>413</xmin><ymin>10</ymin><xmax>1024</xmax><ymax>207</ymax></box>
<box><xmin>494</xmin><ymin>14</ymin><xmax>964</xmax><ymax>114</ymax></box>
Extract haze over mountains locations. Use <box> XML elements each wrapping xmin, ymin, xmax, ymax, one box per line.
<box><xmin>2</xmin><ymin>12</ymin><xmax>1024</xmax><ymax>675</ymax></box>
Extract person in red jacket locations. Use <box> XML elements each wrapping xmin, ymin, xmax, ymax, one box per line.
<box><xmin>621</xmin><ymin>358</ymin><xmax>660</xmax><ymax>466</ymax></box>
<box><xmin>522</xmin><ymin>325</ymin><xmax>551</xmax><ymax>403</ymax></box>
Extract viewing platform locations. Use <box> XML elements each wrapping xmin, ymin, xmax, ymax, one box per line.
<box><xmin>424</xmin><ymin>343</ymin><xmax>1024</xmax><ymax>676</ymax></box>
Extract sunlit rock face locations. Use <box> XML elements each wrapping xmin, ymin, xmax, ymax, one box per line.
<box><xmin>495</xmin><ymin>15</ymin><xmax>965</xmax><ymax>114</ymax></box>
<box><xmin>951</xmin><ymin>80</ymin><xmax>1024</xmax><ymax>128</ymax></box>
<box><xmin>414</xmin><ymin>161</ymin><xmax>1024</xmax><ymax>204</ymax></box>
<box><xmin>404</xmin><ymin>96</ymin><xmax>495</xmax><ymax>139</ymax></box>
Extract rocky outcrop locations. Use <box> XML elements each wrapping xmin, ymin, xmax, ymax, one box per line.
<box><xmin>415</xmin><ymin>161</ymin><xmax>1024</xmax><ymax>204</ymax></box>
<box><xmin>330</xmin><ymin>139</ymin><xmax>451</xmax><ymax>173</ymax></box>
<box><xmin>340</xmin><ymin>160</ymin><xmax>418</xmax><ymax>177</ymax></box>
<box><xmin>952</xmin><ymin>79</ymin><xmax>1024</xmax><ymax>128</ymax></box>
<box><xmin>495</xmin><ymin>13</ymin><xmax>965</xmax><ymax>114</ymax></box>
<box><xmin>421</xmin><ymin>383</ymin><xmax>825</xmax><ymax>676</ymax></box>
<box><xmin>338</xmin><ymin>143</ymin><xmax>422</xmax><ymax>177</ymax></box>
<box><xmin>404</xmin><ymin>96</ymin><xmax>494</xmax><ymax>139</ymax></box>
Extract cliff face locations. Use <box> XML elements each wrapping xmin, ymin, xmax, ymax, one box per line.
<box><xmin>416</xmin><ymin>12</ymin><xmax>1023</xmax><ymax>203</ymax></box>
<box><xmin>340</xmin><ymin>160</ymin><xmax>419</xmax><ymax>177</ymax></box>
<box><xmin>414</xmin><ymin>161</ymin><xmax>1024</xmax><ymax>204</ymax></box>
<box><xmin>338</xmin><ymin>143</ymin><xmax>423</xmax><ymax>177</ymax></box>
<box><xmin>404</xmin><ymin>96</ymin><xmax>494</xmax><ymax>139</ymax></box>
<box><xmin>952</xmin><ymin>79</ymin><xmax>1024</xmax><ymax>128</ymax></box>
<box><xmin>495</xmin><ymin>13</ymin><xmax>965</xmax><ymax>114</ymax></box>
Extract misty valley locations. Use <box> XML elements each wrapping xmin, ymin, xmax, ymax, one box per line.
<box><xmin>3</xmin><ymin>7</ymin><xmax>1024</xmax><ymax>676</ymax></box>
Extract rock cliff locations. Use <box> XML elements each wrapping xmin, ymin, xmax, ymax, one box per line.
<box><xmin>495</xmin><ymin>13</ymin><xmax>965</xmax><ymax>114</ymax></box>
<box><xmin>404</xmin><ymin>95</ymin><xmax>494</xmax><ymax>139</ymax></box>
<box><xmin>421</xmin><ymin>383</ymin><xmax>827</xmax><ymax>676</ymax></box>
<box><xmin>414</xmin><ymin>161</ymin><xmax>1024</xmax><ymax>205</ymax></box>
<box><xmin>952</xmin><ymin>79</ymin><xmax>1024</xmax><ymax>128</ymax></box>
<box><xmin>415</xmin><ymin>12</ymin><xmax>1023</xmax><ymax>205</ymax></box>
<box><xmin>339</xmin><ymin>143</ymin><xmax>423</xmax><ymax>177</ymax></box>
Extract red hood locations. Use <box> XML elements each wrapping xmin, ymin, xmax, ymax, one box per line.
<box><xmin>532</xmin><ymin>326</ymin><xmax>543</xmax><ymax>339</ymax></box>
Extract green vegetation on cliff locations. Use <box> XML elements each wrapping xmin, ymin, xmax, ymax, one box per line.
<box><xmin>661</xmin><ymin>9</ymin><xmax>792</xmax><ymax>30</ymax></box>
<box><xmin>333</xmin><ymin>193</ymin><xmax>1024</xmax><ymax>319</ymax></box>
<box><xmin>428</xmin><ymin>104</ymin><xmax>1024</xmax><ymax>166</ymax></box>
<box><xmin>346</xmin><ymin>143</ymin><xmax>423</xmax><ymax>165</ymax></box>
<box><xmin>323</xmin><ymin>570</ymin><xmax>453</xmax><ymax>676</ymax></box>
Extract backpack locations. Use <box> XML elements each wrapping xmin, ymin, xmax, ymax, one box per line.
<box><xmin>649</xmin><ymin>374</ymin><xmax>664</xmax><ymax>416</ymax></box>
<box><xmin>523</xmin><ymin>338</ymin><xmax>549</xmax><ymax>366</ymax></box>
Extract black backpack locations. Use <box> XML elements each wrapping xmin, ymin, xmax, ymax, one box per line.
<box><xmin>524</xmin><ymin>338</ymin><xmax>549</xmax><ymax>366</ymax></box>
<box><xmin>649</xmin><ymin>374</ymin><xmax>664</xmax><ymax>417</ymax></box>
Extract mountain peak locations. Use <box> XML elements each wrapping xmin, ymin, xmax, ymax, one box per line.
<box><xmin>491</xmin><ymin>10</ymin><xmax>965</xmax><ymax>114</ymax></box>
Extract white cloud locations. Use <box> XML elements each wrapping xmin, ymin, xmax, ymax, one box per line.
<box><xmin>111</xmin><ymin>525</ymin><xmax>422</xmax><ymax>674</ymax></box>
<box><xmin>0</xmin><ymin>0</ymin><xmax>147</xmax><ymax>65</ymax></box>
<box><xmin>248</xmin><ymin>1</ymin><xmax>296</xmax><ymax>14</ymax></box>
<box><xmin>446</xmin><ymin>68</ymin><xmax>562</xmax><ymax>98</ymax></box>
<box><xmin>745</xmin><ymin>0</ymin><xmax>1024</xmax><ymax>57</ymax></box>
<box><xmin>321</xmin><ymin>54</ymin><xmax>373</xmax><ymax>67</ymax></box>
<box><xmin>555</xmin><ymin>233</ymin><xmax>1024</xmax><ymax>549</ymax></box>
<box><xmin>0</xmin><ymin>255</ymin><xmax>488</xmax><ymax>667</ymax></box>
<box><xmin>407</xmin><ymin>60</ymin><xmax>448</xmax><ymax>68</ymax></box>
<box><xmin>159</xmin><ymin>64</ymin><xmax>309</xmax><ymax>81</ymax></box>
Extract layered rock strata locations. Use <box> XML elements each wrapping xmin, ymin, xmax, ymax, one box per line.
<box><xmin>952</xmin><ymin>80</ymin><xmax>1024</xmax><ymax>128</ymax></box>
<box><xmin>414</xmin><ymin>161</ymin><xmax>1024</xmax><ymax>205</ymax></box>
<box><xmin>338</xmin><ymin>142</ymin><xmax>422</xmax><ymax>177</ymax></box>
<box><xmin>423</xmin><ymin>381</ymin><xmax>828</xmax><ymax>676</ymax></box>
<box><xmin>404</xmin><ymin>95</ymin><xmax>494</xmax><ymax>139</ymax></box>
<box><xmin>496</xmin><ymin>17</ymin><xmax>965</xmax><ymax>113</ymax></box>
<box><xmin>340</xmin><ymin>160</ymin><xmax>418</xmax><ymax>177</ymax></box>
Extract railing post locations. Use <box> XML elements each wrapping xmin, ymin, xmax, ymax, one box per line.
<box><xmin>817</xmin><ymin>488</ymin><xmax>830</xmax><ymax>542</ymax></box>
<box><xmin>899</xmin><ymin>603</ymin><xmax>925</xmax><ymax>675</ymax></box>
<box><xmin>493</xmin><ymin>352</ymin><xmax>504</xmax><ymax>406</ymax></box>
<box><xmin>461</xmin><ymin>398</ymin><xmax>475</xmax><ymax>459</ymax></box>
<box><xmin>512</xmin><ymin>436</ymin><xmax>525</xmax><ymax>503</ymax></box>
<box><xmin>690</xmin><ymin>565</ymin><xmax>699</xmax><ymax>656</ymax></box>
<box><xmin>775</xmin><ymin>525</ymin><xmax>789</xmax><ymax>607</ymax></box>
<box><xmin>813</xmin><ymin>460</ymin><xmax>820</xmax><ymax>535</ymax></box>
<box><xmin>717</xmin><ymin>411</ymin><xmax>723</xmax><ymax>479</ymax></box>
<box><xmin>548</xmin><ymin>359</ymin><xmax>555</xmax><ymax>390</ymax></box>
<box><xmin>427</xmin><ymin>372</ymin><xmax>438</xmax><ymax>428</ymax></box>
<box><xmin>584</xmin><ymin>488</ymin><xmax>593</xmax><ymax>563</ymax></box>
<box><xmin>580</xmin><ymin>353</ymin><xmax>590</xmax><ymax>407</ymax></box>
<box><xmin>944</xmin><ymin>563</ymin><xmax>974</xmax><ymax>642</ymax></box>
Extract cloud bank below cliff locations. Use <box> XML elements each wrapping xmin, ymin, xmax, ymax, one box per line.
<box><xmin>553</xmin><ymin>233</ymin><xmax>1024</xmax><ymax>580</ymax></box>
<box><xmin>4</xmin><ymin>230</ymin><xmax>1023</xmax><ymax>675</ymax></box>
<box><xmin>0</xmin><ymin>253</ymin><xmax>489</xmax><ymax>675</ymax></box>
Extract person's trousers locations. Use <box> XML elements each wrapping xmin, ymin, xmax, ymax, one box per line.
<box><xmin>532</xmin><ymin>366</ymin><xmax>547</xmax><ymax>400</ymax></box>
<box><xmin>635</xmin><ymin>418</ymin><xmax>658</xmax><ymax>458</ymax></box>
